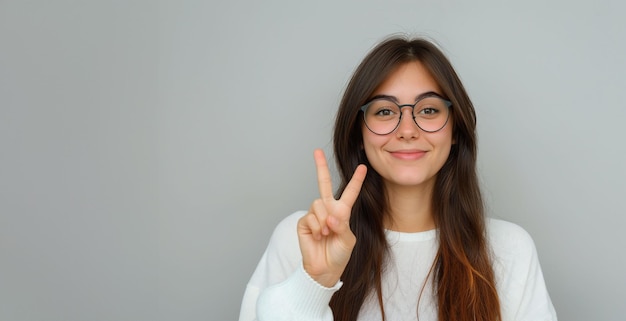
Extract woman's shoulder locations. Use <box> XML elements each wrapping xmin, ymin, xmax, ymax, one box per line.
<box><xmin>484</xmin><ymin>219</ymin><xmax>557</xmax><ymax>320</ymax></box>
<box><xmin>246</xmin><ymin>211</ymin><xmax>307</xmax><ymax>287</ymax></box>
<box><xmin>485</xmin><ymin>218</ymin><xmax>537</xmax><ymax>259</ymax></box>
<box><xmin>263</xmin><ymin>210</ymin><xmax>307</xmax><ymax>259</ymax></box>
<box><xmin>269</xmin><ymin>210</ymin><xmax>307</xmax><ymax>240</ymax></box>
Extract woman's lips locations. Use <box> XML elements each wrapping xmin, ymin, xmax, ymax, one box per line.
<box><xmin>389</xmin><ymin>150</ymin><xmax>427</xmax><ymax>160</ymax></box>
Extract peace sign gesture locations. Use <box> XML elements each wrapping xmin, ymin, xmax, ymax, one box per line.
<box><xmin>297</xmin><ymin>149</ymin><xmax>367</xmax><ymax>287</ymax></box>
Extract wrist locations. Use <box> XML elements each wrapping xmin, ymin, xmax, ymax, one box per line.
<box><xmin>303</xmin><ymin>265</ymin><xmax>343</xmax><ymax>288</ymax></box>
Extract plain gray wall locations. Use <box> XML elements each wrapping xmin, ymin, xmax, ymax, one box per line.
<box><xmin>1</xmin><ymin>0</ymin><xmax>625</xmax><ymax>320</ymax></box>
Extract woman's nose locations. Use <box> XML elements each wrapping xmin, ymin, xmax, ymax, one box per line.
<box><xmin>396</xmin><ymin>108</ymin><xmax>420</xmax><ymax>139</ymax></box>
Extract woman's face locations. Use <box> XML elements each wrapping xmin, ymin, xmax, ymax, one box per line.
<box><xmin>361</xmin><ymin>61</ymin><xmax>454</xmax><ymax>191</ymax></box>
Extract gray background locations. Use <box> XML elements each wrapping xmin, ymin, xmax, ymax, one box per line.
<box><xmin>1</xmin><ymin>0</ymin><xmax>624</xmax><ymax>320</ymax></box>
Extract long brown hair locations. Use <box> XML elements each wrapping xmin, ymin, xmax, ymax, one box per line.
<box><xmin>329</xmin><ymin>36</ymin><xmax>501</xmax><ymax>321</ymax></box>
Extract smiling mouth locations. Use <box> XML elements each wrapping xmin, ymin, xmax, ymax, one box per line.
<box><xmin>389</xmin><ymin>150</ymin><xmax>427</xmax><ymax>160</ymax></box>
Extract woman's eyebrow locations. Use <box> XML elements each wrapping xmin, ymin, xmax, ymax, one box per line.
<box><xmin>368</xmin><ymin>94</ymin><xmax>398</xmax><ymax>102</ymax></box>
<box><xmin>414</xmin><ymin>91</ymin><xmax>442</xmax><ymax>101</ymax></box>
<box><xmin>368</xmin><ymin>91</ymin><xmax>442</xmax><ymax>103</ymax></box>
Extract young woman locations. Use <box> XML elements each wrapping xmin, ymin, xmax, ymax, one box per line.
<box><xmin>239</xmin><ymin>36</ymin><xmax>557</xmax><ymax>321</ymax></box>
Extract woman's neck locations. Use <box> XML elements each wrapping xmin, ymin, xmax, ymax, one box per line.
<box><xmin>384</xmin><ymin>179</ymin><xmax>436</xmax><ymax>233</ymax></box>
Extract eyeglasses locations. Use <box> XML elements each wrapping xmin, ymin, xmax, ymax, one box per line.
<box><xmin>360</xmin><ymin>93</ymin><xmax>452</xmax><ymax>135</ymax></box>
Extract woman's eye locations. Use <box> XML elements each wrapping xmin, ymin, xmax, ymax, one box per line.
<box><xmin>375</xmin><ymin>109</ymin><xmax>395</xmax><ymax>116</ymax></box>
<box><xmin>419</xmin><ymin>107</ymin><xmax>439</xmax><ymax>115</ymax></box>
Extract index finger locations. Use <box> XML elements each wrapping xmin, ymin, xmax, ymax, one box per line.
<box><xmin>313</xmin><ymin>149</ymin><xmax>334</xmax><ymax>201</ymax></box>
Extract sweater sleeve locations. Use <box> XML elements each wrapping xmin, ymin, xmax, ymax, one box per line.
<box><xmin>257</xmin><ymin>264</ymin><xmax>341</xmax><ymax>321</ymax></box>
<box><xmin>238</xmin><ymin>211</ymin><xmax>341</xmax><ymax>321</ymax></box>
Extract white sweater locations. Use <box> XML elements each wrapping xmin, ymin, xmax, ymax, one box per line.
<box><xmin>239</xmin><ymin>211</ymin><xmax>557</xmax><ymax>321</ymax></box>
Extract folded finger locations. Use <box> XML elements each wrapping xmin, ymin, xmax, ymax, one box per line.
<box><xmin>299</xmin><ymin>211</ymin><xmax>323</xmax><ymax>240</ymax></box>
<box><xmin>311</xmin><ymin>199</ymin><xmax>330</xmax><ymax>236</ymax></box>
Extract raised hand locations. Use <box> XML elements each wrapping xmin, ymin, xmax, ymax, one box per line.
<box><xmin>297</xmin><ymin>149</ymin><xmax>367</xmax><ymax>287</ymax></box>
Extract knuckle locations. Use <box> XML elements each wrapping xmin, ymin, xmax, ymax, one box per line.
<box><xmin>312</xmin><ymin>199</ymin><xmax>329</xmax><ymax>214</ymax></box>
<box><xmin>305</xmin><ymin>214</ymin><xmax>319</xmax><ymax>229</ymax></box>
<box><xmin>312</xmin><ymin>199</ymin><xmax>324</xmax><ymax>208</ymax></box>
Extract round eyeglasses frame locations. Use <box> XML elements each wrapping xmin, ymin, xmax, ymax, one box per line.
<box><xmin>360</xmin><ymin>94</ymin><xmax>452</xmax><ymax>135</ymax></box>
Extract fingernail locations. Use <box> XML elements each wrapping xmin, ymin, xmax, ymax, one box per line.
<box><xmin>327</xmin><ymin>216</ymin><xmax>337</xmax><ymax>227</ymax></box>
